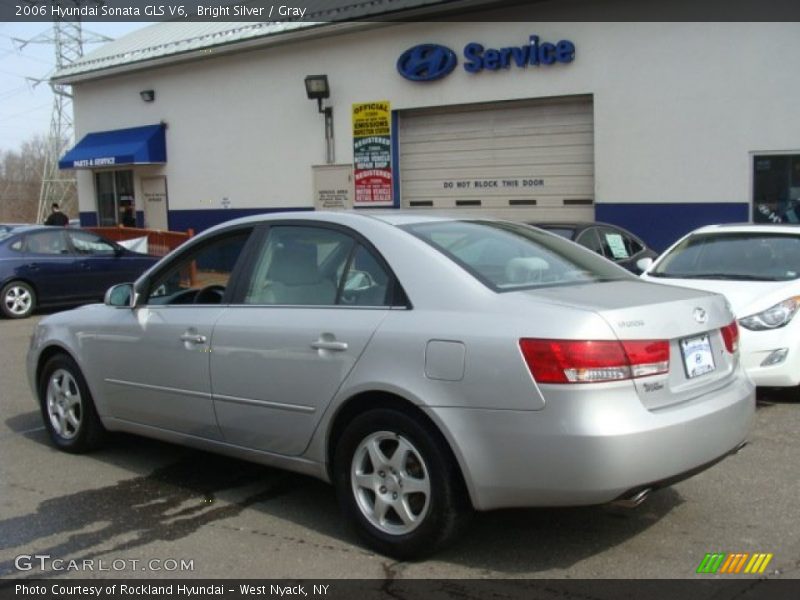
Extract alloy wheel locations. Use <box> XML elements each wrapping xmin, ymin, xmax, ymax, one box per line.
<box><xmin>4</xmin><ymin>285</ymin><xmax>32</xmax><ymax>316</ymax></box>
<box><xmin>351</xmin><ymin>431</ymin><xmax>431</xmax><ymax>535</ymax></box>
<box><xmin>46</xmin><ymin>368</ymin><xmax>83</xmax><ymax>440</ymax></box>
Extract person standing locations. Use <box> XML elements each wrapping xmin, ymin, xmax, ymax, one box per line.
<box><xmin>44</xmin><ymin>203</ymin><xmax>69</xmax><ymax>227</ymax></box>
<box><xmin>121</xmin><ymin>206</ymin><xmax>137</xmax><ymax>227</ymax></box>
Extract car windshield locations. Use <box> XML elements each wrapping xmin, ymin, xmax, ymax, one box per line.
<box><xmin>651</xmin><ymin>232</ymin><xmax>800</xmax><ymax>281</ymax></box>
<box><xmin>401</xmin><ymin>220</ymin><xmax>633</xmax><ymax>291</ymax></box>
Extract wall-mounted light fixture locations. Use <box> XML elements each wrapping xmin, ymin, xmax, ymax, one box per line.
<box><xmin>140</xmin><ymin>89</ymin><xmax>155</xmax><ymax>103</ymax></box>
<box><xmin>304</xmin><ymin>75</ymin><xmax>334</xmax><ymax>164</ymax></box>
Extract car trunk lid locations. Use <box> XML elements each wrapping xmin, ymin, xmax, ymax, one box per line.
<box><xmin>516</xmin><ymin>280</ymin><xmax>739</xmax><ymax>410</ymax></box>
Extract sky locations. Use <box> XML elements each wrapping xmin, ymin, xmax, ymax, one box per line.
<box><xmin>0</xmin><ymin>22</ymin><xmax>149</xmax><ymax>153</ymax></box>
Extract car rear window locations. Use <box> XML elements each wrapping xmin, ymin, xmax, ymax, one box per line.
<box><xmin>651</xmin><ymin>232</ymin><xmax>800</xmax><ymax>281</ymax></box>
<box><xmin>402</xmin><ymin>220</ymin><xmax>633</xmax><ymax>291</ymax></box>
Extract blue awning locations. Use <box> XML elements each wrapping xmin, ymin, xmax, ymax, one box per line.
<box><xmin>59</xmin><ymin>124</ymin><xmax>166</xmax><ymax>170</ymax></box>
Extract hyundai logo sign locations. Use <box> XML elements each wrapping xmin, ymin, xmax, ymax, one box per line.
<box><xmin>396</xmin><ymin>44</ymin><xmax>457</xmax><ymax>82</ymax></box>
<box><xmin>397</xmin><ymin>35</ymin><xmax>575</xmax><ymax>82</ymax></box>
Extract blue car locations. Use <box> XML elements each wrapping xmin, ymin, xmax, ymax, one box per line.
<box><xmin>0</xmin><ymin>223</ymin><xmax>29</xmax><ymax>233</ymax></box>
<box><xmin>0</xmin><ymin>226</ymin><xmax>159</xmax><ymax>318</ymax></box>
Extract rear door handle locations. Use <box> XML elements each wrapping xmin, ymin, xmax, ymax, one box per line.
<box><xmin>311</xmin><ymin>340</ymin><xmax>348</xmax><ymax>352</ymax></box>
<box><xmin>180</xmin><ymin>333</ymin><xmax>207</xmax><ymax>344</ymax></box>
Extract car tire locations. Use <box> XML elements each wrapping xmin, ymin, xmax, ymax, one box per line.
<box><xmin>1</xmin><ymin>280</ymin><xmax>36</xmax><ymax>318</ymax></box>
<box><xmin>38</xmin><ymin>354</ymin><xmax>107</xmax><ymax>453</ymax></box>
<box><xmin>333</xmin><ymin>408</ymin><xmax>470</xmax><ymax>560</ymax></box>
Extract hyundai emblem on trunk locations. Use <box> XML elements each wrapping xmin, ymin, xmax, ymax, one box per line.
<box><xmin>693</xmin><ymin>307</ymin><xmax>708</xmax><ymax>324</ymax></box>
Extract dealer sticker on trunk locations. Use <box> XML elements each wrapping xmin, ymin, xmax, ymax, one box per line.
<box><xmin>680</xmin><ymin>334</ymin><xmax>716</xmax><ymax>379</ymax></box>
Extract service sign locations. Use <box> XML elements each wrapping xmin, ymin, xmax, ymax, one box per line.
<box><xmin>397</xmin><ymin>35</ymin><xmax>575</xmax><ymax>82</ymax></box>
<box><xmin>352</xmin><ymin>101</ymin><xmax>393</xmax><ymax>207</ymax></box>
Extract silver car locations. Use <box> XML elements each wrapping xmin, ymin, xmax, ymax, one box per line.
<box><xmin>27</xmin><ymin>212</ymin><xmax>754</xmax><ymax>558</ymax></box>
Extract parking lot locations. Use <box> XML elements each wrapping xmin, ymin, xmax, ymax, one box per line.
<box><xmin>1</xmin><ymin>314</ymin><xmax>798</xmax><ymax>580</ymax></box>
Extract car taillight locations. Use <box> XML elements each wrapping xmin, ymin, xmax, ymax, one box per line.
<box><xmin>721</xmin><ymin>320</ymin><xmax>739</xmax><ymax>354</ymax></box>
<box><xmin>519</xmin><ymin>339</ymin><xmax>670</xmax><ymax>384</ymax></box>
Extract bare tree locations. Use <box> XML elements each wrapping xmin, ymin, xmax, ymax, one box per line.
<box><xmin>0</xmin><ymin>135</ymin><xmax>76</xmax><ymax>223</ymax></box>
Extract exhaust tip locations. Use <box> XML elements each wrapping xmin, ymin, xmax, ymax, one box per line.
<box><xmin>610</xmin><ymin>487</ymin><xmax>651</xmax><ymax>509</ymax></box>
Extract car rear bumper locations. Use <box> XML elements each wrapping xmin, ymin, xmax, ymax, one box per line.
<box><xmin>427</xmin><ymin>370</ymin><xmax>755</xmax><ymax>511</ymax></box>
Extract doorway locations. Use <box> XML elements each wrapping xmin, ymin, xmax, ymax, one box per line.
<box><xmin>95</xmin><ymin>170</ymin><xmax>135</xmax><ymax>226</ymax></box>
<box><xmin>753</xmin><ymin>154</ymin><xmax>800</xmax><ymax>224</ymax></box>
<box><xmin>142</xmin><ymin>176</ymin><xmax>169</xmax><ymax>230</ymax></box>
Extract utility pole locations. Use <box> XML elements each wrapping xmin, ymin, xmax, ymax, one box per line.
<box><xmin>14</xmin><ymin>9</ymin><xmax>111</xmax><ymax>223</ymax></box>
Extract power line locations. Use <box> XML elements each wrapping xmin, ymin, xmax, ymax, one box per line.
<box><xmin>0</xmin><ymin>102</ymin><xmax>50</xmax><ymax>123</ymax></box>
<box><xmin>0</xmin><ymin>124</ymin><xmax>49</xmax><ymax>133</ymax></box>
<box><xmin>0</xmin><ymin>67</ymin><xmax>36</xmax><ymax>78</ymax></box>
<box><xmin>14</xmin><ymin>16</ymin><xmax>112</xmax><ymax>222</ymax></box>
<box><xmin>0</xmin><ymin>46</ymin><xmax>55</xmax><ymax>66</ymax></box>
<box><xmin>11</xmin><ymin>52</ymin><xmax>54</xmax><ymax>66</ymax></box>
<box><xmin>0</xmin><ymin>85</ymin><xmax>32</xmax><ymax>101</ymax></box>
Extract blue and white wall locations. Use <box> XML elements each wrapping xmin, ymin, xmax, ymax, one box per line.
<box><xmin>70</xmin><ymin>20</ymin><xmax>800</xmax><ymax>250</ymax></box>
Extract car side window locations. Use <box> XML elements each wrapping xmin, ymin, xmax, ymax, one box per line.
<box><xmin>69</xmin><ymin>231</ymin><xmax>116</xmax><ymax>255</ymax></box>
<box><xmin>628</xmin><ymin>236</ymin><xmax>644</xmax><ymax>255</ymax></box>
<box><xmin>243</xmin><ymin>226</ymin><xmax>355</xmax><ymax>306</ymax></box>
<box><xmin>340</xmin><ymin>244</ymin><xmax>392</xmax><ymax>307</ymax></box>
<box><xmin>575</xmin><ymin>228</ymin><xmax>603</xmax><ymax>255</ymax></box>
<box><xmin>25</xmin><ymin>230</ymin><xmax>69</xmax><ymax>255</ymax></box>
<box><xmin>146</xmin><ymin>230</ymin><xmax>251</xmax><ymax>305</ymax></box>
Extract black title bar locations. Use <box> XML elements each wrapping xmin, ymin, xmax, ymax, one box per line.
<box><xmin>2</xmin><ymin>579</ymin><xmax>800</xmax><ymax>600</ymax></box>
<box><xmin>3</xmin><ymin>0</ymin><xmax>800</xmax><ymax>23</ymax></box>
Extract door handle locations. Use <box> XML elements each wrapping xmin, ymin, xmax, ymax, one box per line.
<box><xmin>311</xmin><ymin>340</ymin><xmax>348</xmax><ymax>352</ymax></box>
<box><xmin>180</xmin><ymin>333</ymin><xmax>207</xmax><ymax>344</ymax></box>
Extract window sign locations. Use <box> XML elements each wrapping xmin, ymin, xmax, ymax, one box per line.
<box><xmin>604</xmin><ymin>233</ymin><xmax>630</xmax><ymax>259</ymax></box>
<box><xmin>352</xmin><ymin>101</ymin><xmax>393</xmax><ymax>207</ymax></box>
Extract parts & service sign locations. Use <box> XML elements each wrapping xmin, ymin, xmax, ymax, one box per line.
<box><xmin>352</xmin><ymin>101</ymin><xmax>393</xmax><ymax>207</ymax></box>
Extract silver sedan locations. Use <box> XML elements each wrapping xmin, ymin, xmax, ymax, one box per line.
<box><xmin>27</xmin><ymin>212</ymin><xmax>754</xmax><ymax>559</ymax></box>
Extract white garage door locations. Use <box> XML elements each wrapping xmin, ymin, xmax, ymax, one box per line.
<box><xmin>398</xmin><ymin>95</ymin><xmax>594</xmax><ymax>221</ymax></box>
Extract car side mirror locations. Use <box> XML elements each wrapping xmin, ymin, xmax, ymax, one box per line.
<box><xmin>636</xmin><ymin>257</ymin><xmax>654</xmax><ymax>273</ymax></box>
<box><xmin>105</xmin><ymin>283</ymin><xmax>134</xmax><ymax>307</ymax></box>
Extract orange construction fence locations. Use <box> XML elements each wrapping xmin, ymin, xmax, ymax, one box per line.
<box><xmin>87</xmin><ymin>226</ymin><xmax>194</xmax><ymax>257</ymax></box>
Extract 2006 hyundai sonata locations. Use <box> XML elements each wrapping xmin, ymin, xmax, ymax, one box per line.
<box><xmin>28</xmin><ymin>212</ymin><xmax>754</xmax><ymax>558</ymax></box>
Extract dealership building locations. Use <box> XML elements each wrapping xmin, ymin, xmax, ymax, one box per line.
<box><xmin>54</xmin><ymin>2</ymin><xmax>800</xmax><ymax>250</ymax></box>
